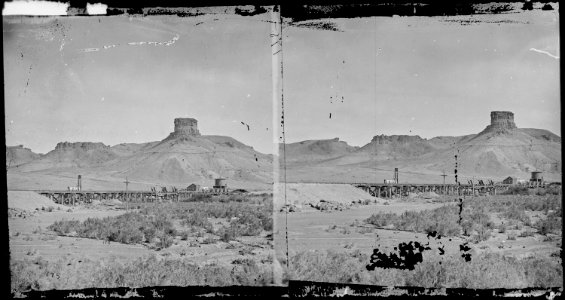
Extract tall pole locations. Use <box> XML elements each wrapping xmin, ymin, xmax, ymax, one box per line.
<box><xmin>455</xmin><ymin>149</ymin><xmax>464</xmax><ymax>225</ymax></box>
<box><xmin>124</xmin><ymin>177</ymin><xmax>130</xmax><ymax>210</ymax></box>
<box><xmin>271</xmin><ymin>4</ymin><xmax>288</xmax><ymax>277</ymax></box>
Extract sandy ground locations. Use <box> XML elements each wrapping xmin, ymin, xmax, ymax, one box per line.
<box><xmin>274</xmin><ymin>201</ymin><xmax>458</xmax><ymax>257</ymax></box>
<box><xmin>274</xmin><ymin>193</ymin><xmax>561</xmax><ymax>263</ymax></box>
<box><xmin>273</xmin><ymin>183</ymin><xmax>378</xmax><ymax>208</ymax></box>
<box><xmin>9</xmin><ymin>208</ymin><xmax>154</xmax><ymax>262</ymax></box>
<box><xmin>8</xmin><ymin>191</ymin><xmax>67</xmax><ymax>211</ymax></box>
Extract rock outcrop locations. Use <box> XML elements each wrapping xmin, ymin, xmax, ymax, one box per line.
<box><xmin>55</xmin><ymin>142</ymin><xmax>108</xmax><ymax>151</ymax></box>
<box><xmin>480</xmin><ymin>111</ymin><xmax>517</xmax><ymax>134</ymax></box>
<box><xmin>166</xmin><ymin>118</ymin><xmax>201</xmax><ymax>139</ymax></box>
<box><xmin>370</xmin><ymin>135</ymin><xmax>425</xmax><ymax>145</ymax></box>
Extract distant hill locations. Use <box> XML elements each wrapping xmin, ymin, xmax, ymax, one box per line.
<box><xmin>15</xmin><ymin>142</ymin><xmax>119</xmax><ymax>172</ymax></box>
<box><xmin>280</xmin><ymin>111</ymin><xmax>561</xmax><ymax>183</ymax></box>
<box><xmin>7</xmin><ymin>118</ymin><xmax>272</xmax><ymax>190</ymax></box>
<box><xmin>6</xmin><ymin>145</ymin><xmax>41</xmax><ymax>169</ymax></box>
<box><xmin>107</xmin><ymin>134</ymin><xmax>272</xmax><ymax>187</ymax></box>
<box><xmin>282</xmin><ymin>138</ymin><xmax>358</xmax><ymax>164</ymax></box>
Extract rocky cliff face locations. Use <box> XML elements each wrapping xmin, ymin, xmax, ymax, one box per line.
<box><xmin>162</xmin><ymin>118</ymin><xmax>201</xmax><ymax>141</ymax></box>
<box><xmin>54</xmin><ymin>142</ymin><xmax>108</xmax><ymax>151</ymax></box>
<box><xmin>480</xmin><ymin>111</ymin><xmax>517</xmax><ymax>134</ymax></box>
<box><xmin>172</xmin><ymin>118</ymin><xmax>200</xmax><ymax>137</ymax></box>
<box><xmin>370</xmin><ymin>134</ymin><xmax>426</xmax><ymax>145</ymax></box>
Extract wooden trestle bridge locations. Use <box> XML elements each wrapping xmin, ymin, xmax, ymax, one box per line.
<box><xmin>25</xmin><ymin>182</ymin><xmax>522</xmax><ymax>206</ymax></box>
<box><xmin>353</xmin><ymin>183</ymin><xmax>512</xmax><ymax>198</ymax></box>
<box><xmin>33</xmin><ymin>190</ymin><xmax>221</xmax><ymax>206</ymax></box>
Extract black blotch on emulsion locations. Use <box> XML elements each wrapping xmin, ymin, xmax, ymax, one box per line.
<box><xmin>459</xmin><ymin>242</ymin><xmax>472</xmax><ymax>262</ymax></box>
<box><xmin>240</xmin><ymin>121</ymin><xmax>250</xmax><ymax>131</ymax></box>
<box><xmin>366</xmin><ymin>241</ymin><xmax>431</xmax><ymax>271</ymax></box>
<box><xmin>234</xmin><ymin>5</ymin><xmax>267</xmax><ymax>17</ymax></box>
<box><xmin>281</xmin><ymin>2</ymin><xmax>511</xmax><ymax>23</ymax></box>
<box><xmin>426</xmin><ymin>230</ymin><xmax>442</xmax><ymax>240</ymax></box>
<box><xmin>459</xmin><ymin>242</ymin><xmax>471</xmax><ymax>252</ymax></box>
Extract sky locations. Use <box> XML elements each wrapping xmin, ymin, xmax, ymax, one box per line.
<box><xmin>282</xmin><ymin>11</ymin><xmax>560</xmax><ymax>147</ymax></box>
<box><xmin>4</xmin><ymin>8</ymin><xmax>560</xmax><ymax>154</ymax></box>
<box><xmin>4</xmin><ymin>13</ymin><xmax>273</xmax><ymax>154</ymax></box>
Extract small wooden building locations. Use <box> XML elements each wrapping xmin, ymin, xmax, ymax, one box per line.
<box><xmin>502</xmin><ymin>176</ymin><xmax>518</xmax><ymax>184</ymax></box>
<box><xmin>187</xmin><ymin>183</ymin><xmax>201</xmax><ymax>191</ymax></box>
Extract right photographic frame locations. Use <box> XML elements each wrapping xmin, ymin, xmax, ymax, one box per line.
<box><xmin>273</xmin><ymin>1</ymin><xmax>561</xmax><ymax>294</ymax></box>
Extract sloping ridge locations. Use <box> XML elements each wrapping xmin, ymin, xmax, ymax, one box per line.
<box><xmin>283</xmin><ymin>126</ymin><xmax>561</xmax><ymax>182</ymax></box>
<box><xmin>101</xmin><ymin>134</ymin><xmax>273</xmax><ymax>186</ymax></box>
<box><xmin>282</xmin><ymin>138</ymin><xmax>358</xmax><ymax>163</ymax></box>
<box><xmin>15</xmin><ymin>142</ymin><xmax>119</xmax><ymax>172</ymax></box>
<box><xmin>8</xmin><ymin>132</ymin><xmax>273</xmax><ymax>189</ymax></box>
<box><xmin>6</xmin><ymin>145</ymin><xmax>41</xmax><ymax>169</ymax></box>
<box><xmin>357</xmin><ymin>135</ymin><xmax>437</xmax><ymax>159</ymax></box>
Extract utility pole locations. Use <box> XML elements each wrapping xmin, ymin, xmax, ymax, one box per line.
<box><xmin>455</xmin><ymin>149</ymin><xmax>464</xmax><ymax>225</ymax></box>
<box><xmin>124</xmin><ymin>177</ymin><xmax>130</xmax><ymax>210</ymax></box>
<box><xmin>441</xmin><ymin>170</ymin><xmax>447</xmax><ymax>185</ymax></box>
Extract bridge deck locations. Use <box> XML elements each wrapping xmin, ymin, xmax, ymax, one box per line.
<box><xmin>24</xmin><ymin>189</ymin><xmax>228</xmax><ymax>206</ymax></box>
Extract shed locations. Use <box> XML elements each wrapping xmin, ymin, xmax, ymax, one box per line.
<box><xmin>187</xmin><ymin>183</ymin><xmax>201</xmax><ymax>191</ymax></box>
<box><xmin>502</xmin><ymin>176</ymin><xmax>518</xmax><ymax>184</ymax></box>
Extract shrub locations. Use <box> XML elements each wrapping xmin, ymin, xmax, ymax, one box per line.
<box><xmin>181</xmin><ymin>210</ymin><xmax>213</xmax><ymax>232</ymax></box>
<box><xmin>498</xmin><ymin>223</ymin><xmax>506</xmax><ymax>234</ymax></box>
<box><xmin>218</xmin><ymin>225</ymin><xmax>238</xmax><ymax>243</ymax></box>
<box><xmin>201</xmin><ymin>236</ymin><xmax>216</xmax><ymax>244</ymax></box>
<box><xmin>357</xmin><ymin>227</ymin><xmax>373</xmax><ymax>234</ymax></box>
<box><xmin>287</xmin><ymin>250</ymin><xmax>563</xmax><ymax>288</ymax></box>
<box><xmin>236</xmin><ymin>213</ymin><xmax>263</xmax><ymax>236</ymax></box>
<box><xmin>507</xmin><ymin>232</ymin><xmax>517</xmax><ymax>240</ymax></box>
<box><xmin>116</xmin><ymin>226</ymin><xmax>144</xmax><ymax>244</ymax></box>
<box><xmin>48</xmin><ymin>219</ymin><xmax>81</xmax><ymax>235</ymax></box>
<box><xmin>156</xmin><ymin>234</ymin><xmax>173</xmax><ymax>249</ymax></box>
<box><xmin>153</xmin><ymin>214</ymin><xmax>176</xmax><ymax>234</ymax></box>
<box><xmin>502</xmin><ymin>186</ymin><xmax>530</xmax><ymax>195</ymax></box>
<box><xmin>48</xmin><ymin>212</ymin><xmax>176</xmax><ymax>248</ymax></box>
<box><xmin>10</xmin><ymin>254</ymin><xmax>274</xmax><ymax>292</ymax></box>
<box><xmin>365</xmin><ymin>205</ymin><xmax>461</xmax><ymax>237</ymax></box>
<box><xmin>46</xmin><ymin>199</ymin><xmax>273</xmax><ymax>250</ymax></box>
<box><xmin>473</xmin><ymin>225</ymin><xmax>491</xmax><ymax>243</ymax></box>
<box><xmin>365</xmin><ymin>212</ymin><xmax>398</xmax><ymax>228</ymax></box>
<box><xmin>143</xmin><ymin>227</ymin><xmax>157</xmax><ymax>242</ymax></box>
<box><xmin>503</xmin><ymin>205</ymin><xmax>531</xmax><ymax>225</ymax></box>
<box><xmin>534</xmin><ymin>213</ymin><xmax>562</xmax><ymax>235</ymax></box>
<box><xmin>461</xmin><ymin>221</ymin><xmax>473</xmax><ymax>236</ymax></box>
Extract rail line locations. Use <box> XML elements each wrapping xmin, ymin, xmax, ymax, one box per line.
<box><xmin>16</xmin><ymin>189</ymin><xmax>229</xmax><ymax>206</ymax></box>
<box><xmin>16</xmin><ymin>180</ymin><xmax>555</xmax><ymax>205</ymax></box>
